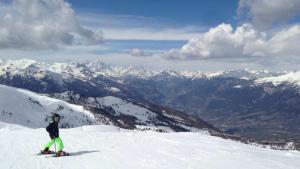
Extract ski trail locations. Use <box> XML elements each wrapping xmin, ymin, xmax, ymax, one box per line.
<box><xmin>0</xmin><ymin>125</ymin><xmax>300</xmax><ymax>169</ymax></box>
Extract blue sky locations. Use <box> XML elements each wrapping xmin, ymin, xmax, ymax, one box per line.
<box><xmin>68</xmin><ymin>0</ymin><xmax>238</xmax><ymax>27</ymax></box>
<box><xmin>65</xmin><ymin>0</ymin><xmax>239</xmax><ymax>64</ymax></box>
<box><xmin>68</xmin><ymin>0</ymin><xmax>239</xmax><ymax>66</ymax></box>
<box><xmin>1</xmin><ymin>0</ymin><xmax>300</xmax><ymax>71</ymax></box>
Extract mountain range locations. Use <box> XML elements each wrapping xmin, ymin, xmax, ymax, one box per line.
<box><xmin>0</xmin><ymin>59</ymin><xmax>299</xmax><ymax>143</ymax></box>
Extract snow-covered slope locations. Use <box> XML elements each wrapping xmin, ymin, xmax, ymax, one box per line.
<box><xmin>0</xmin><ymin>123</ymin><xmax>299</xmax><ymax>169</ymax></box>
<box><xmin>90</xmin><ymin>96</ymin><xmax>158</xmax><ymax>123</ymax></box>
<box><xmin>0</xmin><ymin>84</ymin><xmax>212</xmax><ymax>132</ymax></box>
<box><xmin>54</xmin><ymin>92</ymin><xmax>214</xmax><ymax>132</ymax></box>
<box><xmin>0</xmin><ymin>84</ymin><xmax>97</xmax><ymax>128</ymax></box>
<box><xmin>256</xmin><ymin>71</ymin><xmax>300</xmax><ymax>87</ymax></box>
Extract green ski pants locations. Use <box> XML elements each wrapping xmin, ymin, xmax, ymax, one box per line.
<box><xmin>44</xmin><ymin>137</ymin><xmax>64</xmax><ymax>151</ymax></box>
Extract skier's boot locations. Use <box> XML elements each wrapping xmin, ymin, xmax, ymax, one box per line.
<box><xmin>56</xmin><ymin>150</ymin><xmax>69</xmax><ymax>156</ymax></box>
<box><xmin>41</xmin><ymin>147</ymin><xmax>53</xmax><ymax>154</ymax></box>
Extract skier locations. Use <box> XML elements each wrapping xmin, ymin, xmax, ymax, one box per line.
<box><xmin>41</xmin><ymin>113</ymin><xmax>68</xmax><ymax>156</ymax></box>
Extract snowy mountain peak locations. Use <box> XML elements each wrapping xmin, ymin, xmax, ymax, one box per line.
<box><xmin>2</xmin><ymin>59</ymin><xmax>37</xmax><ymax>68</ymax></box>
<box><xmin>0</xmin><ymin>59</ymin><xmax>285</xmax><ymax>80</ymax></box>
<box><xmin>255</xmin><ymin>71</ymin><xmax>300</xmax><ymax>87</ymax></box>
<box><xmin>0</xmin><ymin>59</ymin><xmax>38</xmax><ymax>75</ymax></box>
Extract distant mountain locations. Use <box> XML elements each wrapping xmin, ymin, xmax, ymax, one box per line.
<box><xmin>256</xmin><ymin>71</ymin><xmax>300</xmax><ymax>87</ymax></box>
<box><xmin>122</xmin><ymin>74</ymin><xmax>300</xmax><ymax>141</ymax></box>
<box><xmin>0</xmin><ymin>59</ymin><xmax>299</xmax><ymax>141</ymax></box>
<box><xmin>0</xmin><ymin>59</ymin><xmax>278</xmax><ymax>80</ymax></box>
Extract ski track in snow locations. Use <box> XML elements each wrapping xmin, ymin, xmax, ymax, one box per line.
<box><xmin>0</xmin><ymin>124</ymin><xmax>299</xmax><ymax>169</ymax></box>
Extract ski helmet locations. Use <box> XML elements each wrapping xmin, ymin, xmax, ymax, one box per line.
<box><xmin>51</xmin><ymin>113</ymin><xmax>61</xmax><ymax>122</ymax></box>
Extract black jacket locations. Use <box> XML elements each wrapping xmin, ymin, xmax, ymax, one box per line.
<box><xmin>46</xmin><ymin>121</ymin><xmax>59</xmax><ymax>139</ymax></box>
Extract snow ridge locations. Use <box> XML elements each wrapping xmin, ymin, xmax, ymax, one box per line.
<box><xmin>256</xmin><ymin>71</ymin><xmax>300</xmax><ymax>87</ymax></box>
<box><xmin>0</xmin><ymin>59</ymin><xmax>279</xmax><ymax>80</ymax></box>
<box><xmin>0</xmin><ymin>84</ymin><xmax>97</xmax><ymax>128</ymax></box>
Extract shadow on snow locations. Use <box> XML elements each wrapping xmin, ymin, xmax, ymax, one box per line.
<box><xmin>69</xmin><ymin>150</ymin><xmax>100</xmax><ymax>156</ymax></box>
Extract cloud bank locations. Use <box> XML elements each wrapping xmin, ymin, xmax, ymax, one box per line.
<box><xmin>164</xmin><ymin>0</ymin><xmax>300</xmax><ymax>61</ymax></box>
<box><xmin>238</xmin><ymin>0</ymin><xmax>300</xmax><ymax>30</ymax></box>
<box><xmin>164</xmin><ymin>23</ymin><xmax>300</xmax><ymax>60</ymax></box>
<box><xmin>0</xmin><ymin>0</ymin><xmax>103</xmax><ymax>50</ymax></box>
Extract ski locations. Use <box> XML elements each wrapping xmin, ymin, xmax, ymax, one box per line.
<box><xmin>53</xmin><ymin>154</ymin><xmax>70</xmax><ymax>158</ymax></box>
<box><xmin>46</xmin><ymin>152</ymin><xmax>71</xmax><ymax>158</ymax></box>
<box><xmin>36</xmin><ymin>150</ymin><xmax>56</xmax><ymax>155</ymax></box>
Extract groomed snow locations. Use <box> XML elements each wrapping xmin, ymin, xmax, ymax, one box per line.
<box><xmin>0</xmin><ymin>123</ymin><xmax>299</xmax><ymax>169</ymax></box>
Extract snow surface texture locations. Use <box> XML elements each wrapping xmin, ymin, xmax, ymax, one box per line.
<box><xmin>0</xmin><ymin>122</ymin><xmax>299</xmax><ymax>169</ymax></box>
<box><xmin>0</xmin><ymin>84</ymin><xmax>97</xmax><ymax>128</ymax></box>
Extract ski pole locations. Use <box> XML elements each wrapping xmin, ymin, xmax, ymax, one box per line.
<box><xmin>54</xmin><ymin>138</ymin><xmax>56</xmax><ymax>153</ymax></box>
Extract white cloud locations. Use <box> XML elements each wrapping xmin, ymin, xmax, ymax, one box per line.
<box><xmin>0</xmin><ymin>0</ymin><xmax>103</xmax><ymax>50</ymax></box>
<box><xmin>130</xmin><ymin>48</ymin><xmax>152</xmax><ymax>57</ymax></box>
<box><xmin>238</xmin><ymin>0</ymin><xmax>300</xmax><ymax>29</ymax></box>
<box><xmin>163</xmin><ymin>0</ymin><xmax>300</xmax><ymax>63</ymax></box>
<box><xmin>164</xmin><ymin>23</ymin><xmax>300</xmax><ymax>60</ymax></box>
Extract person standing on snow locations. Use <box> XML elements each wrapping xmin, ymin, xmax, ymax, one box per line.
<box><xmin>41</xmin><ymin>113</ymin><xmax>68</xmax><ymax>156</ymax></box>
